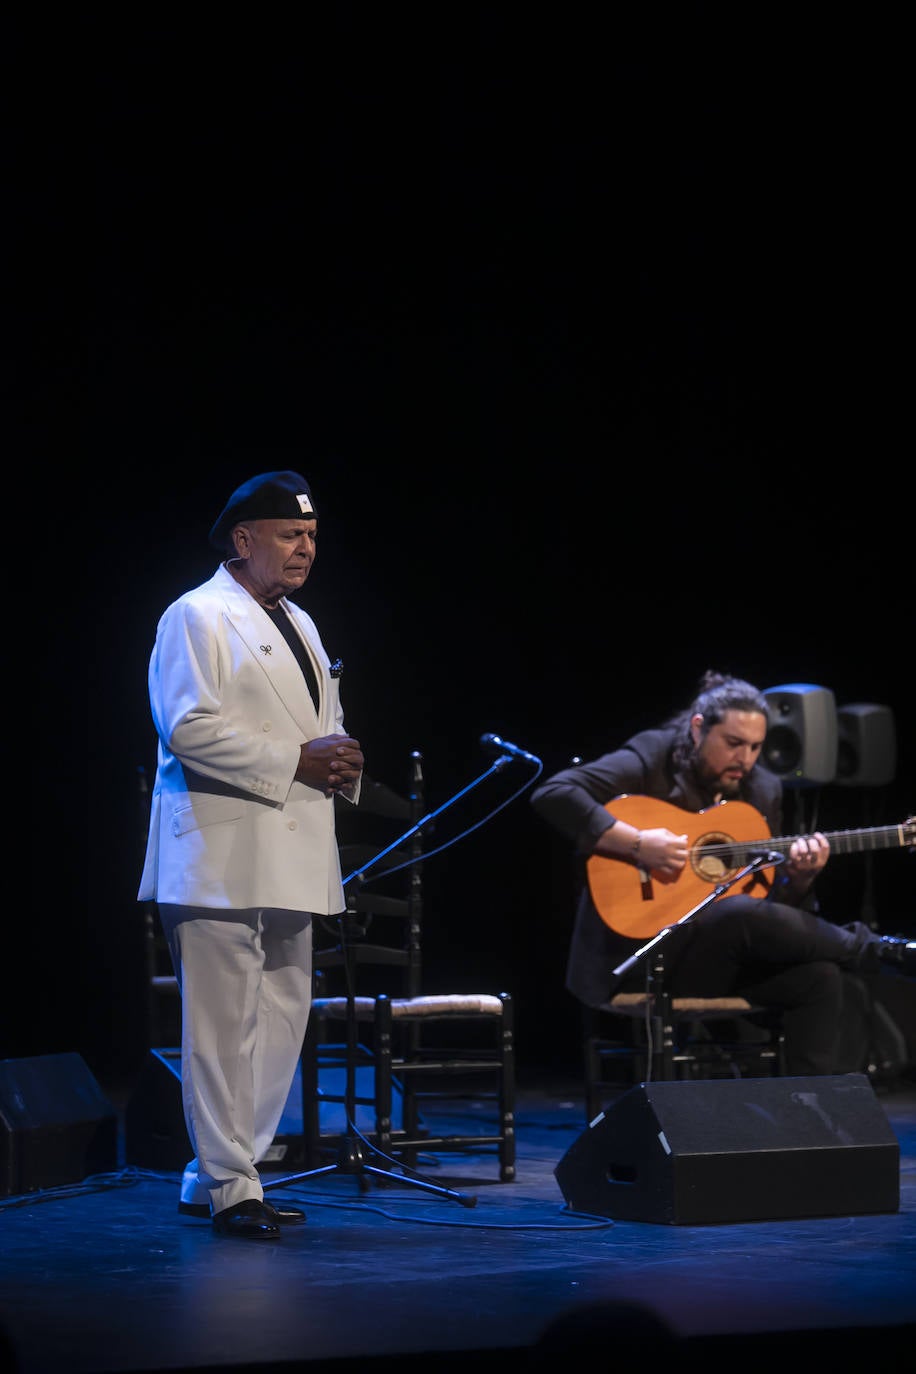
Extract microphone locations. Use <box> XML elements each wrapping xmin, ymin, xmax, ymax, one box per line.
<box><xmin>749</xmin><ymin>850</ymin><xmax>786</xmax><ymax>867</ymax></box>
<box><xmin>479</xmin><ymin>733</ymin><xmax>540</xmax><ymax>764</ymax></box>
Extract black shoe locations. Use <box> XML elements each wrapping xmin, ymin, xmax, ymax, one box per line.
<box><xmin>179</xmin><ymin>1199</ymin><xmax>306</xmax><ymax>1223</ymax></box>
<box><xmin>211</xmin><ymin>1199</ymin><xmax>282</xmax><ymax>1240</ymax></box>
<box><xmin>875</xmin><ymin>935</ymin><xmax>916</xmax><ymax>976</ymax></box>
<box><xmin>263</xmin><ymin>1200</ymin><xmax>306</xmax><ymax>1225</ymax></box>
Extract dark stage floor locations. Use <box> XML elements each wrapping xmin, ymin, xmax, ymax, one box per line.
<box><xmin>2</xmin><ymin>1069</ymin><xmax>915</xmax><ymax>1374</ymax></box>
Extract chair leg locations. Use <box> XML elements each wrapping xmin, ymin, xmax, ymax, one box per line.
<box><xmin>656</xmin><ymin>989</ymin><xmax>675</xmax><ymax>1080</ymax></box>
<box><xmin>399</xmin><ymin>1020</ymin><xmax>424</xmax><ymax>1171</ymax></box>
<box><xmin>374</xmin><ymin>994</ymin><xmax>394</xmax><ymax>1163</ymax></box>
<box><xmin>498</xmin><ymin>992</ymin><xmax>516</xmax><ymax>1182</ymax></box>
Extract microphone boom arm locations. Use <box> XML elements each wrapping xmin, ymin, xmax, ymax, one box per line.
<box><xmin>343</xmin><ymin>745</ymin><xmax>540</xmax><ymax>888</ymax></box>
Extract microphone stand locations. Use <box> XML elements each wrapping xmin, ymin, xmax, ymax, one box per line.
<box><xmin>263</xmin><ymin>750</ymin><xmax>535</xmax><ymax>1209</ymax></box>
<box><xmin>610</xmin><ymin>853</ymin><xmax>786</xmax><ymax>1079</ymax></box>
<box><xmin>612</xmin><ymin>852</ymin><xmax>785</xmax><ymax>980</ymax></box>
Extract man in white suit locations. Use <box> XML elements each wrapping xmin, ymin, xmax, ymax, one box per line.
<box><xmin>138</xmin><ymin>471</ymin><xmax>364</xmax><ymax>1240</ymax></box>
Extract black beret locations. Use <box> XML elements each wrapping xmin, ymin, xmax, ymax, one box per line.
<box><xmin>209</xmin><ymin>471</ymin><xmax>318</xmax><ymax>550</ymax></box>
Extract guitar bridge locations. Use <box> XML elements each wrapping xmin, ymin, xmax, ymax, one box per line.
<box><xmin>636</xmin><ymin>865</ymin><xmax>653</xmax><ymax>901</ymax></box>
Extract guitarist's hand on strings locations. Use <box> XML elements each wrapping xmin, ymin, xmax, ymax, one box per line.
<box><xmin>593</xmin><ymin>822</ymin><xmax>689</xmax><ymax>882</ymax></box>
<box><xmin>783</xmin><ymin>831</ymin><xmax>830</xmax><ymax>891</ymax></box>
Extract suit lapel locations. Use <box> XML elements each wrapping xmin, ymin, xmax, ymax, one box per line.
<box><xmin>215</xmin><ymin>566</ymin><xmax>321</xmax><ymax>736</ymax></box>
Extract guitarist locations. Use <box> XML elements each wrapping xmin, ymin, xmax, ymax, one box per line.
<box><xmin>530</xmin><ymin>670</ymin><xmax>913</xmax><ymax>1075</ymax></box>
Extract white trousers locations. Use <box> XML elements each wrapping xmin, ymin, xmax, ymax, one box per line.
<box><xmin>159</xmin><ymin>905</ymin><xmax>312</xmax><ymax>1216</ymax></box>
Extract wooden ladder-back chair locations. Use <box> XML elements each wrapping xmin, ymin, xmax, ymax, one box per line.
<box><xmin>300</xmin><ymin>751</ymin><xmax>516</xmax><ymax>1181</ymax></box>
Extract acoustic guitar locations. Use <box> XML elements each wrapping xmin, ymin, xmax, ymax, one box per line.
<box><xmin>586</xmin><ymin>795</ymin><xmax>915</xmax><ymax>939</ymax></box>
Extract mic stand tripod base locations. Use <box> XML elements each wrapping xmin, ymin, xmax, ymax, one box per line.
<box><xmin>264</xmin><ymin>1132</ymin><xmax>479</xmax><ymax>1207</ymax></box>
<box><xmin>262</xmin><ymin>979</ymin><xmax>478</xmax><ymax>1207</ymax></box>
<box><xmin>336</xmin><ymin>1136</ymin><xmax>369</xmax><ymax>1174</ymax></box>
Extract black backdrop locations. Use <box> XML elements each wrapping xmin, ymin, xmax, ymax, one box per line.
<box><xmin>22</xmin><ymin>12</ymin><xmax>913</xmax><ymax>1092</ymax></box>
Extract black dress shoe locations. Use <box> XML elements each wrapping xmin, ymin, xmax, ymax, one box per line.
<box><xmin>876</xmin><ymin>935</ymin><xmax>916</xmax><ymax>975</ymax></box>
<box><xmin>262</xmin><ymin>1200</ymin><xmax>306</xmax><ymax>1224</ymax></box>
<box><xmin>179</xmin><ymin>1199</ymin><xmax>306</xmax><ymax>1223</ymax></box>
<box><xmin>211</xmin><ymin>1199</ymin><xmax>281</xmax><ymax>1240</ymax></box>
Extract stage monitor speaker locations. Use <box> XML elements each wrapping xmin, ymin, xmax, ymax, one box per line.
<box><xmin>554</xmin><ymin>1074</ymin><xmax>899</xmax><ymax>1225</ymax></box>
<box><xmin>762</xmin><ymin>683</ymin><xmax>837</xmax><ymax>786</ymax></box>
<box><xmin>0</xmin><ymin>1053</ymin><xmax>117</xmax><ymax>1198</ymax></box>
<box><xmin>836</xmin><ymin>703</ymin><xmax>897</xmax><ymax>787</ymax></box>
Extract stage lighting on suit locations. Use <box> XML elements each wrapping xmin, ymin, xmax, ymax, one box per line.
<box><xmin>762</xmin><ymin>683</ymin><xmax>837</xmax><ymax>787</ymax></box>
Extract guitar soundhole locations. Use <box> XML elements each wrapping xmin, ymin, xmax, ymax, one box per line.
<box><xmin>692</xmin><ymin>830</ymin><xmax>740</xmax><ymax>884</ymax></box>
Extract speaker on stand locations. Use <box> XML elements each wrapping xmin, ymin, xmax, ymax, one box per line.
<box><xmin>762</xmin><ymin>683</ymin><xmax>838</xmax><ymax>836</ymax></box>
<box><xmin>836</xmin><ymin>703</ymin><xmax>897</xmax><ymax>790</ymax></box>
<box><xmin>836</xmin><ymin>702</ymin><xmax>898</xmax><ymax>930</ymax></box>
<box><xmin>833</xmin><ymin>702</ymin><xmax>909</xmax><ymax>1082</ymax></box>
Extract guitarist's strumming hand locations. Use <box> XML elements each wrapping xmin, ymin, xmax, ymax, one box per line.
<box><xmin>593</xmin><ymin>822</ymin><xmax>689</xmax><ymax>885</ymax></box>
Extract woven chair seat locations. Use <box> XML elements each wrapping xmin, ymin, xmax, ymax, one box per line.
<box><xmin>314</xmin><ymin>993</ymin><xmax>506</xmax><ymax>1021</ymax></box>
<box><xmin>603</xmin><ymin>992</ymin><xmax>758</xmax><ymax>1015</ymax></box>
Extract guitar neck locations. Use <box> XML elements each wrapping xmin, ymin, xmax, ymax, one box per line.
<box><xmin>587</xmin><ymin>798</ymin><xmax>913</xmax><ymax>940</ymax></box>
<box><xmin>766</xmin><ymin>823</ymin><xmax>910</xmax><ymax>858</ymax></box>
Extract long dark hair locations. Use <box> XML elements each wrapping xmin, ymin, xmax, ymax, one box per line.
<box><xmin>669</xmin><ymin>670</ymin><xmax>770</xmax><ymax>770</ymax></box>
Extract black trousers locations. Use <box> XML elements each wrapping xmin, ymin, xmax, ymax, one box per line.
<box><xmin>660</xmin><ymin>895</ymin><xmax>879</xmax><ymax>1075</ymax></box>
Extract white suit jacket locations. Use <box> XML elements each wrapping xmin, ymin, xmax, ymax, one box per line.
<box><xmin>138</xmin><ymin>563</ymin><xmax>360</xmax><ymax>915</ymax></box>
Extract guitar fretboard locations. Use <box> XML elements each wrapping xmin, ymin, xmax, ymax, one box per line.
<box><xmin>698</xmin><ymin>824</ymin><xmax>908</xmax><ymax>862</ymax></box>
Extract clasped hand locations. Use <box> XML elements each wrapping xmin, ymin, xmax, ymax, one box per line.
<box><xmin>297</xmin><ymin>734</ymin><xmax>364</xmax><ymax>795</ymax></box>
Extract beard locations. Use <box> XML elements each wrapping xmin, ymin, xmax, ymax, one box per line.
<box><xmin>695</xmin><ymin>755</ymin><xmax>744</xmax><ymax>800</ymax></box>
<box><xmin>716</xmin><ymin>774</ymin><xmax>744</xmax><ymax>799</ymax></box>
